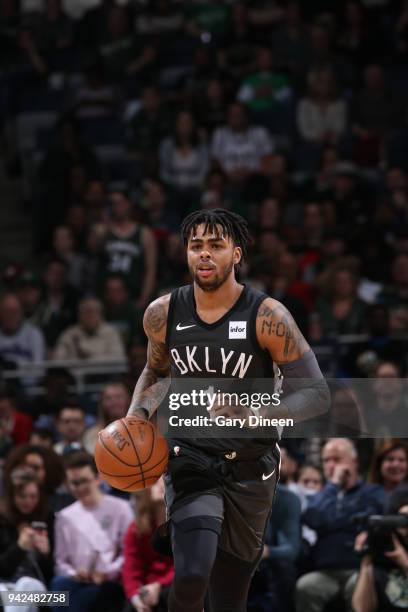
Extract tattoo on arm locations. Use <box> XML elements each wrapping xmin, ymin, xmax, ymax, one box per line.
<box><xmin>127</xmin><ymin>299</ymin><xmax>170</xmax><ymax>418</ymax></box>
<box><xmin>144</xmin><ymin>300</ymin><xmax>166</xmax><ymax>334</ymax></box>
<box><xmin>258</xmin><ymin>302</ymin><xmax>309</xmax><ymax>361</ymax></box>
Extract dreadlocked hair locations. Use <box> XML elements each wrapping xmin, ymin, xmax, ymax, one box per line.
<box><xmin>180</xmin><ymin>208</ymin><xmax>252</xmax><ymax>264</ymax></box>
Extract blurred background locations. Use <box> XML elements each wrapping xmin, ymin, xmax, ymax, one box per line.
<box><xmin>0</xmin><ymin>1</ymin><xmax>407</xmax><ymax>611</ymax></box>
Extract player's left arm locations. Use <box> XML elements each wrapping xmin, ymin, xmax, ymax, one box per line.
<box><xmin>256</xmin><ymin>297</ymin><xmax>330</xmax><ymax>422</ymax></box>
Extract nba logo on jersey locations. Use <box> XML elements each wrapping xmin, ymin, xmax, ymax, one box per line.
<box><xmin>229</xmin><ymin>321</ymin><xmax>247</xmax><ymax>339</ymax></box>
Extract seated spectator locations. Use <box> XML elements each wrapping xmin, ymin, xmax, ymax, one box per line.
<box><xmin>121</xmin><ymin>342</ymin><xmax>148</xmax><ymax>393</ymax></box>
<box><xmin>195</xmin><ymin>78</ymin><xmax>228</xmax><ymax>135</ymax></box>
<box><xmin>0</xmin><ymin>294</ymin><xmax>45</xmax><ymax>387</ymax></box>
<box><xmin>83</xmin><ymin>383</ymin><xmax>130</xmax><ymax>455</ymax></box>
<box><xmin>83</xmin><ymin>180</ymin><xmax>109</xmax><ymax>225</ymax></box>
<box><xmin>53</xmin><ymin>297</ymin><xmax>125</xmax><ymax>362</ymax></box>
<box><xmin>367</xmin><ymin>440</ymin><xmax>408</xmax><ymax>493</ymax></box>
<box><xmin>53</xmin><ymin>399</ymin><xmax>87</xmax><ymax>456</ymax></box>
<box><xmin>0</xmin><ymin>388</ymin><xmax>32</xmax><ymax>450</ymax></box>
<box><xmin>313</xmin><ymin>266</ymin><xmax>367</xmax><ymax>338</ymax></box>
<box><xmin>122</xmin><ymin>479</ymin><xmax>174</xmax><ymax>612</ymax></box>
<box><xmin>102</xmin><ymin>275</ymin><xmax>142</xmax><ymax>347</ymax></box>
<box><xmin>295</xmin><ymin>438</ymin><xmax>386</xmax><ymax>612</ymax></box>
<box><xmin>352</xmin><ymin>483</ymin><xmax>408</xmax><ymax>612</ymax></box>
<box><xmin>298</xmin><ymin>464</ymin><xmax>324</xmax><ymax>498</ymax></box>
<box><xmin>100</xmin><ymin>5</ymin><xmax>156</xmax><ymax>85</ymax></box>
<box><xmin>51</xmin><ymin>451</ymin><xmax>133</xmax><ymax>612</ymax></box>
<box><xmin>367</xmin><ymin>362</ymin><xmax>406</xmax><ymax>438</ymax></box>
<box><xmin>142</xmin><ymin>179</ymin><xmax>181</xmax><ymax>235</ymax></box>
<box><xmin>31</xmin><ymin>368</ymin><xmax>75</xmax><ymax>424</ymax></box>
<box><xmin>17</xmin><ymin>272</ymin><xmax>43</xmax><ymax>323</ymax></box>
<box><xmin>0</xmin><ymin>470</ymin><xmax>53</xmax><ymax>611</ymax></box>
<box><xmin>377</xmin><ymin>254</ymin><xmax>408</xmax><ymax>333</ymax></box>
<box><xmin>34</xmin><ymin>258</ymin><xmax>78</xmax><ymax>351</ymax></box>
<box><xmin>30</xmin><ymin>427</ymin><xmax>54</xmax><ymax>449</ymax></box>
<box><xmin>296</xmin><ymin>68</ymin><xmax>347</xmax><ymax>148</ymax></box>
<box><xmin>52</xmin><ymin>226</ymin><xmax>85</xmax><ymax>291</ymax></box>
<box><xmin>249</xmin><ymin>482</ymin><xmax>301</xmax><ymax>612</ymax></box>
<box><xmin>211</xmin><ymin>103</ymin><xmax>274</xmax><ymax>183</ymax></box>
<box><xmin>100</xmin><ymin>191</ymin><xmax>157</xmax><ymax>308</ymax></box>
<box><xmin>351</xmin><ymin>64</ymin><xmax>399</xmax><ymax>167</ymax></box>
<box><xmin>72</xmin><ymin>58</ymin><xmax>119</xmax><ymax>119</ymax></box>
<box><xmin>237</xmin><ymin>46</ymin><xmax>291</xmax><ymax>112</ymax></box>
<box><xmin>159</xmin><ymin>109</ymin><xmax>209</xmax><ymax>195</ymax></box>
<box><xmin>4</xmin><ymin>445</ymin><xmax>71</xmax><ymax>513</ymax></box>
<box><xmin>127</xmin><ymin>85</ymin><xmax>171</xmax><ymax>172</ymax></box>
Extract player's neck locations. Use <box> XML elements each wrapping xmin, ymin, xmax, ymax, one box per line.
<box><xmin>194</xmin><ymin>276</ymin><xmax>243</xmax><ymax>313</ymax></box>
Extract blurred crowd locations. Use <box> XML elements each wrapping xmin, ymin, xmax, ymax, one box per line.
<box><xmin>0</xmin><ymin>419</ymin><xmax>408</xmax><ymax>612</ymax></box>
<box><xmin>0</xmin><ymin>0</ymin><xmax>407</xmax><ymax>379</ymax></box>
<box><xmin>1</xmin><ymin>0</ymin><xmax>408</xmax><ymax>611</ymax></box>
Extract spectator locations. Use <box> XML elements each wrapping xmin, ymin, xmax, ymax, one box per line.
<box><xmin>237</xmin><ymin>46</ymin><xmax>291</xmax><ymax>112</ymax></box>
<box><xmin>17</xmin><ymin>272</ymin><xmax>43</xmax><ymax>323</ymax></box>
<box><xmin>142</xmin><ymin>179</ymin><xmax>181</xmax><ymax>235</ymax></box>
<box><xmin>0</xmin><ymin>293</ymin><xmax>45</xmax><ymax>371</ymax></box>
<box><xmin>249</xmin><ymin>482</ymin><xmax>301</xmax><ymax>612</ymax></box>
<box><xmin>53</xmin><ymin>297</ymin><xmax>125</xmax><ymax>362</ymax></box>
<box><xmin>378</xmin><ymin>254</ymin><xmax>408</xmax><ymax>332</ymax></box>
<box><xmin>195</xmin><ymin>78</ymin><xmax>228</xmax><ymax>135</ymax></box>
<box><xmin>367</xmin><ymin>440</ymin><xmax>408</xmax><ymax>493</ymax></box>
<box><xmin>72</xmin><ymin>59</ymin><xmax>119</xmax><ymax>119</ymax></box>
<box><xmin>211</xmin><ymin>102</ymin><xmax>274</xmax><ymax>183</ymax></box>
<box><xmin>296</xmin><ymin>68</ymin><xmax>347</xmax><ymax>170</ymax></box>
<box><xmin>351</xmin><ymin>64</ymin><xmax>398</xmax><ymax>167</ymax></box>
<box><xmin>295</xmin><ymin>438</ymin><xmax>386</xmax><ymax>612</ymax></box>
<box><xmin>100</xmin><ymin>5</ymin><xmax>156</xmax><ymax>85</ymax></box>
<box><xmin>127</xmin><ymin>85</ymin><xmax>171</xmax><ymax>172</ymax></box>
<box><xmin>159</xmin><ymin>109</ymin><xmax>209</xmax><ymax>195</ymax></box>
<box><xmin>53</xmin><ymin>399</ymin><xmax>87</xmax><ymax>456</ymax></box>
<box><xmin>0</xmin><ymin>388</ymin><xmax>32</xmax><ymax>445</ymax></box>
<box><xmin>352</xmin><ymin>483</ymin><xmax>408</xmax><ymax>612</ymax></box>
<box><xmin>34</xmin><ymin>258</ymin><xmax>78</xmax><ymax>350</ymax></box>
<box><xmin>368</xmin><ymin>362</ymin><xmax>406</xmax><ymax>438</ymax></box>
<box><xmin>103</xmin><ymin>275</ymin><xmax>142</xmax><ymax>347</ymax></box>
<box><xmin>122</xmin><ymin>479</ymin><xmax>174</xmax><ymax>612</ymax></box>
<box><xmin>100</xmin><ymin>192</ymin><xmax>157</xmax><ymax>308</ymax></box>
<box><xmin>3</xmin><ymin>445</ymin><xmax>69</xmax><ymax>512</ymax></box>
<box><xmin>297</xmin><ymin>464</ymin><xmax>324</xmax><ymax>496</ymax></box>
<box><xmin>314</xmin><ymin>266</ymin><xmax>367</xmax><ymax>338</ymax></box>
<box><xmin>51</xmin><ymin>451</ymin><xmax>133</xmax><ymax>612</ymax></box>
<box><xmin>52</xmin><ymin>226</ymin><xmax>85</xmax><ymax>290</ymax></box>
<box><xmin>83</xmin><ymin>383</ymin><xmax>130</xmax><ymax>455</ymax></box>
<box><xmin>0</xmin><ymin>470</ymin><xmax>53</xmax><ymax>612</ymax></box>
<box><xmin>29</xmin><ymin>427</ymin><xmax>54</xmax><ymax>449</ymax></box>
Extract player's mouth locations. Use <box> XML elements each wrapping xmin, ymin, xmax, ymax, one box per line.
<box><xmin>197</xmin><ymin>264</ymin><xmax>215</xmax><ymax>278</ymax></box>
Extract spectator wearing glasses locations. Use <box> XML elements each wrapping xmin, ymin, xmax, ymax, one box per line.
<box><xmin>51</xmin><ymin>452</ymin><xmax>133</xmax><ymax>612</ymax></box>
<box><xmin>53</xmin><ymin>399</ymin><xmax>87</xmax><ymax>456</ymax></box>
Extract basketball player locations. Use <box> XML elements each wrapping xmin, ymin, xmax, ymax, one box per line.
<box><xmin>127</xmin><ymin>209</ymin><xmax>329</xmax><ymax>612</ymax></box>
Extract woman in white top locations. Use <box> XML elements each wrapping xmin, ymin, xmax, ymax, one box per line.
<box><xmin>296</xmin><ymin>68</ymin><xmax>347</xmax><ymax>146</ymax></box>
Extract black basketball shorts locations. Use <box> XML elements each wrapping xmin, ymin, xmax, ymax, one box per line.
<box><xmin>163</xmin><ymin>442</ymin><xmax>281</xmax><ymax>570</ymax></box>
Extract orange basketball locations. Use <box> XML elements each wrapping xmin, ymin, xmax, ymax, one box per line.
<box><xmin>94</xmin><ymin>417</ymin><xmax>168</xmax><ymax>492</ymax></box>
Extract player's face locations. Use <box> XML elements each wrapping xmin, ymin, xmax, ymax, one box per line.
<box><xmin>186</xmin><ymin>224</ymin><xmax>241</xmax><ymax>292</ymax></box>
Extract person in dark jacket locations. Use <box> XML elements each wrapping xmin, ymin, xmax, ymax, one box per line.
<box><xmin>248</xmin><ymin>483</ymin><xmax>302</xmax><ymax>612</ymax></box>
<box><xmin>0</xmin><ymin>468</ymin><xmax>54</xmax><ymax>612</ymax></box>
<box><xmin>295</xmin><ymin>438</ymin><xmax>386</xmax><ymax>612</ymax></box>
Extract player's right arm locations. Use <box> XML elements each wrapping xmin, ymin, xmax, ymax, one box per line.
<box><xmin>127</xmin><ymin>294</ymin><xmax>171</xmax><ymax>420</ymax></box>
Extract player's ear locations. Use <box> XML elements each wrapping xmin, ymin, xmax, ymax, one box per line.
<box><xmin>233</xmin><ymin>246</ymin><xmax>242</xmax><ymax>265</ymax></box>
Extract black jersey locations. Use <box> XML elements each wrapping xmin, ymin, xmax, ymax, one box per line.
<box><xmin>165</xmin><ymin>283</ymin><xmax>280</xmax><ymax>453</ymax></box>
